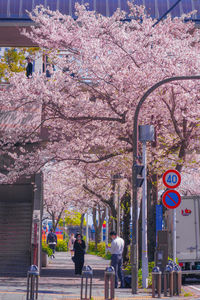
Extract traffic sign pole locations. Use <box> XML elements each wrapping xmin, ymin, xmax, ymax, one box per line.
<box><xmin>163</xmin><ymin>170</ymin><xmax>181</xmax><ymax>263</ymax></box>
<box><xmin>173</xmin><ymin>209</ymin><xmax>176</xmax><ymax>262</ymax></box>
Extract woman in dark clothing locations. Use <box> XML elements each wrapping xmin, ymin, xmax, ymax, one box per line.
<box><xmin>26</xmin><ymin>57</ymin><xmax>33</xmax><ymax>78</ymax></box>
<box><xmin>74</xmin><ymin>233</ymin><xmax>86</xmax><ymax>275</ymax></box>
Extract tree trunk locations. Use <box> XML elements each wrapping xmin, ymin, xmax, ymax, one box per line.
<box><xmin>121</xmin><ymin>190</ymin><xmax>131</xmax><ymax>264</ymax></box>
<box><xmin>80</xmin><ymin>213</ymin><xmax>85</xmax><ymax>236</ymax></box>
<box><xmin>51</xmin><ymin>213</ymin><xmax>56</xmax><ymax>231</ymax></box>
<box><xmin>92</xmin><ymin>205</ymin><xmax>106</xmax><ymax>250</ymax></box>
<box><xmin>83</xmin><ymin>179</ymin><xmax>117</xmax><ymax>232</ymax></box>
<box><xmin>108</xmin><ymin>177</ymin><xmax>117</xmax><ymax>231</ymax></box>
<box><xmin>47</xmin><ymin>207</ymin><xmax>65</xmax><ymax>232</ymax></box>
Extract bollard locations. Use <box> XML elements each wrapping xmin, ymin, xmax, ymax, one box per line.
<box><xmin>163</xmin><ymin>264</ymin><xmax>174</xmax><ymax>297</ymax></box>
<box><xmin>104</xmin><ymin>266</ymin><xmax>115</xmax><ymax>300</ymax></box>
<box><xmin>152</xmin><ymin>266</ymin><xmax>162</xmax><ymax>298</ymax></box>
<box><xmin>173</xmin><ymin>265</ymin><xmax>182</xmax><ymax>296</ymax></box>
<box><xmin>26</xmin><ymin>265</ymin><xmax>39</xmax><ymax>300</ymax></box>
<box><xmin>80</xmin><ymin>265</ymin><xmax>93</xmax><ymax>300</ymax></box>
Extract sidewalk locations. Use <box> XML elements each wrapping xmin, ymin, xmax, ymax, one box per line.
<box><xmin>0</xmin><ymin>252</ymin><xmax>198</xmax><ymax>300</ymax></box>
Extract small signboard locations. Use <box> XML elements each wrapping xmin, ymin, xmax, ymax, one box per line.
<box><xmin>162</xmin><ymin>190</ymin><xmax>181</xmax><ymax>209</ymax></box>
<box><xmin>163</xmin><ymin>169</ymin><xmax>181</xmax><ymax>189</ymax></box>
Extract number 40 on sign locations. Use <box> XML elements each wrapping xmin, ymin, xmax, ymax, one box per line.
<box><xmin>162</xmin><ymin>169</ymin><xmax>181</xmax><ymax>189</ymax></box>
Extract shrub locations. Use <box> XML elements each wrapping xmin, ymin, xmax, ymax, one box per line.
<box><xmin>63</xmin><ymin>233</ymin><xmax>69</xmax><ymax>242</ymax></box>
<box><xmin>124</xmin><ymin>261</ymin><xmax>155</xmax><ymax>287</ymax></box>
<box><xmin>124</xmin><ymin>264</ymin><xmax>131</xmax><ymax>274</ymax></box>
<box><xmin>56</xmin><ymin>240</ymin><xmax>68</xmax><ymax>252</ymax></box>
<box><xmin>87</xmin><ymin>241</ymin><xmax>111</xmax><ymax>260</ymax></box>
<box><xmin>88</xmin><ymin>241</ymin><xmax>96</xmax><ymax>252</ymax></box>
<box><xmin>147</xmin><ymin>261</ymin><xmax>155</xmax><ymax>288</ymax></box>
<box><xmin>97</xmin><ymin>242</ymin><xmax>106</xmax><ymax>254</ymax></box>
<box><xmin>42</xmin><ymin>243</ymin><xmax>53</xmax><ymax>257</ymax></box>
<box><xmin>101</xmin><ymin>252</ymin><xmax>112</xmax><ymax>260</ymax></box>
<box><xmin>138</xmin><ymin>268</ymin><xmax>142</xmax><ymax>288</ymax></box>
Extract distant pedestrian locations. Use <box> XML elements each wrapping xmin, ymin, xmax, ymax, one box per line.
<box><xmin>73</xmin><ymin>233</ymin><xmax>86</xmax><ymax>275</ymax></box>
<box><xmin>108</xmin><ymin>231</ymin><xmax>125</xmax><ymax>288</ymax></box>
<box><xmin>47</xmin><ymin>228</ymin><xmax>57</xmax><ymax>258</ymax></box>
<box><xmin>68</xmin><ymin>233</ymin><xmax>76</xmax><ymax>256</ymax></box>
<box><xmin>46</xmin><ymin>64</ymin><xmax>53</xmax><ymax>77</ymax></box>
<box><xmin>26</xmin><ymin>57</ymin><xmax>33</xmax><ymax>78</ymax></box>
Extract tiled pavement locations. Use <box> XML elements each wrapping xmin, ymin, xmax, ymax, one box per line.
<box><xmin>0</xmin><ymin>252</ymin><xmax>199</xmax><ymax>300</ymax></box>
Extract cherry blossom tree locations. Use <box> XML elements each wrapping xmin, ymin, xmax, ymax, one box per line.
<box><xmin>177</xmin><ymin>167</ymin><xmax>200</xmax><ymax>196</ymax></box>
<box><xmin>43</xmin><ymin>161</ymin><xmax>93</xmax><ymax>229</ymax></box>
<box><xmin>0</xmin><ymin>3</ymin><xmax>200</xmax><ymax>259</ymax></box>
<box><xmin>1</xmin><ymin>3</ymin><xmax>198</xmax><ymax>178</ymax></box>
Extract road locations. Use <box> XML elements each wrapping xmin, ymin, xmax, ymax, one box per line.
<box><xmin>184</xmin><ymin>277</ymin><xmax>200</xmax><ymax>298</ymax></box>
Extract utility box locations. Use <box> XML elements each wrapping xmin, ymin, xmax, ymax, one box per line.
<box><xmin>155</xmin><ymin>230</ymin><xmax>169</xmax><ymax>272</ymax></box>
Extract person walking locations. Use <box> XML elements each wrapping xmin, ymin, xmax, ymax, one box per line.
<box><xmin>108</xmin><ymin>231</ymin><xmax>125</xmax><ymax>288</ymax></box>
<box><xmin>47</xmin><ymin>228</ymin><xmax>57</xmax><ymax>258</ymax></box>
<box><xmin>68</xmin><ymin>233</ymin><xmax>76</xmax><ymax>256</ymax></box>
<box><xmin>26</xmin><ymin>57</ymin><xmax>33</xmax><ymax>78</ymax></box>
<box><xmin>73</xmin><ymin>233</ymin><xmax>86</xmax><ymax>275</ymax></box>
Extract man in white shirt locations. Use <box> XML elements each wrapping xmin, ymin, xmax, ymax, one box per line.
<box><xmin>109</xmin><ymin>231</ymin><xmax>125</xmax><ymax>288</ymax></box>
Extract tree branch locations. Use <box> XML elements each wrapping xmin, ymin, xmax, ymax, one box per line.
<box><xmin>83</xmin><ymin>184</ymin><xmax>109</xmax><ymax>205</ymax></box>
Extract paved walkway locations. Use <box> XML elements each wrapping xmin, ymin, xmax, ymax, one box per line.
<box><xmin>0</xmin><ymin>252</ymin><xmax>198</xmax><ymax>299</ymax></box>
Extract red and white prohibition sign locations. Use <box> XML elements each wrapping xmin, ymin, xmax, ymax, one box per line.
<box><xmin>162</xmin><ymin>190</ymin><xmax>181</xmax><ymax>209</ymax></box>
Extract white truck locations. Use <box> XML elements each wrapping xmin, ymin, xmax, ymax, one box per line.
<box><xmin>167</xmin><ymin>195</ymin><xmax>200</xmax><ymax>281</ymax></box>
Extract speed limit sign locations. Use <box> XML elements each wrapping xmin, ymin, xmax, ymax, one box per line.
<box><xmin>163</xmin><ymin>170</ymin><xmax>181</xmax><ymax>189</ymax></box>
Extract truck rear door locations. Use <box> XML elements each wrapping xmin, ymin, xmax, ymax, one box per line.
<box><xmin>176</xmin><ymin>196</ymin><xmax>200</xmax><ymax>261</ymax></box>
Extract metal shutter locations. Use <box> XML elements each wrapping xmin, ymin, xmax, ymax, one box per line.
<box><xmin>0</xmin><ymin>185</ymin><xmax>33</xmax><ymax>276</ymax></box>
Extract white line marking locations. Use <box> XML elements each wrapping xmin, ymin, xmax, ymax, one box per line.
<box><xmin>188</xmin><ymin>285</ymin><xmax>200</xmax><ymax>292</ymax></box>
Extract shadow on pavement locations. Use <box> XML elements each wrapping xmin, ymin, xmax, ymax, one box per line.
<box><xmin>41</xmin><ymin>267</ymin><xmax>104</xmax><ymax>279</ymax></box>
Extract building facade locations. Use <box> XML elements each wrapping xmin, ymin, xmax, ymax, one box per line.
<box><xmin>0</xmin><ymin>0</ymin><xmax>199</xmax><ymax>20</ymax></box>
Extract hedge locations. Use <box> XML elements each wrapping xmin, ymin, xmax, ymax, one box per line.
<box><xmin>55</xmin><ymin>240</ymin><xmax>68</xmax><ymax>252</ymax></box>
<box><xmin>87</xmin><ymin>241</ymin><xmax>111</xmax><ymax>260</ymax></box>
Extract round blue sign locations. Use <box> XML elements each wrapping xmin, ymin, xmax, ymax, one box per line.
<box><xmin>162</xmin><ymin>190</ymin><xmax>181</xmax><ymax>209</ymax></box>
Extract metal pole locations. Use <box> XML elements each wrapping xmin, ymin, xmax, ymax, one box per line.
<box><xmin>153</xmin><ymin>0</ymin><xmax>182</xmax><ymax>27</ymax></box>
<box><xmin>131</xmin><ymin>159</ymin><xmax>138</xmax><ymax>294</ymax></box>
<box><xmin>131</xmin><ymin>75</ymin><xmax>200</xmax><ymax>294</ymax></box>
<box><xmin>113</xmin><ymin>177</ymin><xmax>116</xmax><ymax>232</ymax></box>
<box><xmin>105</xmin><ymin>207</ymin><xmax>109</xmax><ymax>254</ymax></box>
<box><xmin>86</xmin><ymin>211</ymin><xmax>89</xmax><ymax>252</ymax></box>
<box><xmin>117</xmin><ymin>181</ymin><xmax>120</xmax><ymax>236</ymax></box>
<box><xmin>173</xmin><ymin>209</ymin><xmax>176</xmax><ymax>262</ymax></box>
<box><xmin>142</xmin><ymin>142</ymin><xmax>148</xmax><ymax>288</ymax></box>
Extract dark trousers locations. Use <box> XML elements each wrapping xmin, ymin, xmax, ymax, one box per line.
<box><xmin>49</xmin><ymin>244</ymin><xmax>56</xmax><ymax>254</ymax></box>
<box><xmin>75</xmin><ymin>256</ymin><xmax>84</xmax><ymax>275</ymax></box>
<box><xmin>111</xmin><ymin>254</ymin><xmax>124</xmax><ymax>288</ymax></box>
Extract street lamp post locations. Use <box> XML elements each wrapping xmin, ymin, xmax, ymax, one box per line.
<box><xmin>139</xmin><ymin>125</ymin><xmax>155</xmax><ymax>288</ymax></box>
<box><xmin>131</xmin><ymin>75</ymin><xmax>200</xmax><ymax>294</ymax></box>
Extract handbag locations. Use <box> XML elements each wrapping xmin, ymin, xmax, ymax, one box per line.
<box><xmin>71</xmin><ymin>256</ymin><xmax>76</xmax><ymax>263</ymax></box>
